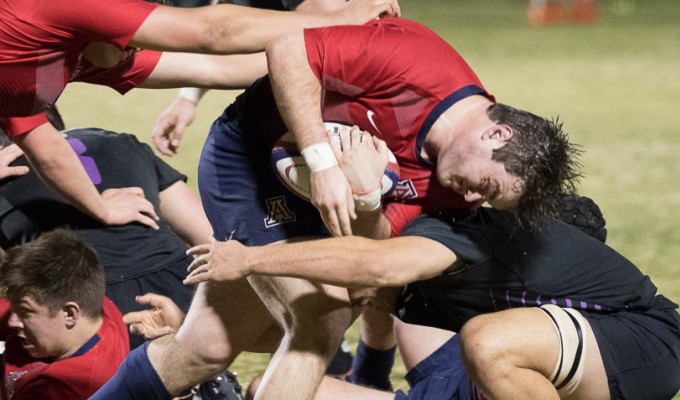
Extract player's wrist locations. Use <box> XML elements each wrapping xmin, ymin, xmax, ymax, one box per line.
<box><xmin>178</xmin><ymin>87</ymin><xmax>202</xmax><ymax>104</ymax></box>
<box><xmin>353</xmin><ymin>188</ymin><xmax>382</xmax><ymax>212</ymax></box>
<box><xmin>301</xmin><ymin>142</ymin><xmax>337</xmax><ymax>172</ymax></box>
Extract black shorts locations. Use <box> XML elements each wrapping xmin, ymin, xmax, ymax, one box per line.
<box><xmin>586</xmin><ymin>295</ymin><xmax>680</xmax><ymax>400</ymax></box>
<box><xmin>105</xmin><ymin>256</ymin><xmax>195</xmax><ymax>349</ymax></box>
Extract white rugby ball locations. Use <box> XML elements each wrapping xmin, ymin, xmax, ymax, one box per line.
<box><xmin>271</xmin><ymin>122</ymin><xmax>400</xmax><ymax>201</ymax></box>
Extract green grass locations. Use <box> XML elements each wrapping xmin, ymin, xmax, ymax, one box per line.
<box><xmin>58</xmin><ymin>0</ymin><xmax>680</xmax><ymax>396</ymax></box>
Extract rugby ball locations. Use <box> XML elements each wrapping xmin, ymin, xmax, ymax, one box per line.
<box><xmin>271</xmin><ymin>122</ymin><xmax>400</xmax><ymax>201</ymax></box>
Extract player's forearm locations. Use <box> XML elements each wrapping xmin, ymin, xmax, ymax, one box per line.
<box><xmin>142</xmin><ymin>52</ymin><xmax>266</xmax><ymax>89</ymax></box>
<box><xmin>246</xmin><ymin>236</ymin><xmax>438</xmax><ymax>287</ymax></box>
<box><xmin>15</xmin><ymin>125</ymin><xmax>109</xmax><ymax>222</ymax></box>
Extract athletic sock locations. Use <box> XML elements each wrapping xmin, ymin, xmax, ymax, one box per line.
<box><xmin>89</xmin><ymin>341</ymin><xmax>171</xmax><ymax>400</ymax></box>
<box><xmin>347</xmin><ymin>339</ymin><xmax>396</xmax><ymax>391</ymax></box>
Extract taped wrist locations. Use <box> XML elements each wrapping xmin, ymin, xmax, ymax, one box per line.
<box><xmin>178</xmin><ymin>87</ymin><xmax>201</xmax><ymax>103</ymax></box>
<box><xmin>353</xmin><ymin>188</ymin><xmax>382</xmax><ymax>212</ymax></box>
<box><xmin>301</xmin><ymin>142</ymin><xmax>337</xmax><ymax>172</ymax></box>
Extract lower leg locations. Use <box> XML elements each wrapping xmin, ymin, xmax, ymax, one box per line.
<box><xmin>249</xmin><ymin>275</ymin><xmax>355</xmax><ymax>400</ymax></box>
<box><xmin>348</xmin><ymin>308</ymin><xmax>397</xmax><ymax>390</ymax></box>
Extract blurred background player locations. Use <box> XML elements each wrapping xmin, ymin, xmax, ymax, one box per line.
<box><xmin>528</xmin><ymin>0</ymin><xmax>598</xmax><ymax>26</ymax></box>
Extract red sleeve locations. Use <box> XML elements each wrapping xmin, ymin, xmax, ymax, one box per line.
<box><xmin>383</xmin><ymin>202</ymin><xmax>423</xmax><ymax>238</ymax></box>
<box><xmin>39</xmin><ymin>0</ymin><xmax>159</xmax><ymax>50</ymax></box>
<box><xmin>304</xmin><ymin>22</ymin><xmax>390</xmax><ymax>95</ymax></box>
<box><xmin>73</xmin><ymin>50</ymin><xmax>163</xmax><ymax>94</ymax></box>
<box><xmin>0</xmin><ymin>114</ymin><xmax>49</xmax><ymax>139</ymax></box>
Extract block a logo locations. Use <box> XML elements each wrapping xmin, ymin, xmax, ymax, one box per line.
<box><xmin>390</xmin><ymin>179</ymin><xmax>418</xmax><ymax>201</ymax></box>
<box><xmin>264</xmin><ymin>196</ymin><xmax>297</xmax><ymax>227</ymax></box>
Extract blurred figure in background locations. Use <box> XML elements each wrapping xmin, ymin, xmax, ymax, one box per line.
<box><xmin>528</xmin><ymin>0</ymin><xmax>598</xmax><ymax>26</ymax></box>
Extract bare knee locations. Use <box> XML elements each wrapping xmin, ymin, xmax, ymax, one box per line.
<box><xmin>459</xmin><ymin>314</ymin><xmax>511</xmax><ymax>379</ymax></box>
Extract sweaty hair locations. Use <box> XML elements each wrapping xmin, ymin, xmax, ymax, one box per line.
<box><xmin>488</xmin><ymin>103</ymin><xmax>582</xmax><ymax>231</ymax></box>
<box><xmin>0</xmin><ymin>229</ymin><xmax>105</xmax><ymax>318</ymax></box>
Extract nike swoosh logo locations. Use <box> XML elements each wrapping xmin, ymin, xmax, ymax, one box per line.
<box><xmin>367</xmin><ymin>110</ymin><xmax>382</xmax><ymax>135</ymax></box>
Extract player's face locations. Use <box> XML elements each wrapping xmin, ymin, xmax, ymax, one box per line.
<box><xmin>437</xmin><ymin>134</ymin><xmax>523</xmax><ymax>210</ymax></box>
<box><xmin>7</xmin><ymin>296</ymin><xmax>69</xmax><ymax>359</ymax></box>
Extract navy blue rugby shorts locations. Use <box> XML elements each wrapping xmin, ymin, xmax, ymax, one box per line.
<box><xmin>198</xmin><ymin>106</ymin><xmax>328</xmax><ymax>245</ymax></box>
<box><xmin>394</xmin><ymin>335</ymin><xmax>480</xmax><ymax>400</ymax></box>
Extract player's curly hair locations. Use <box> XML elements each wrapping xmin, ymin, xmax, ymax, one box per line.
<box><xmin>489</xmin><ymin>103</ymin><xmax>582</xmax><ymax>231</ymax></box>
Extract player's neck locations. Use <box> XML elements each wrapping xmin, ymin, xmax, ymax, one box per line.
<box><xmin>58</xmin><ymin>316</ymin><xmax>104</xmax><ymax>360</ymax></box>
<box><xmin>424</xmin><ymin>95</ymin><xmax>493</xmax><ymax>156</ymax></box>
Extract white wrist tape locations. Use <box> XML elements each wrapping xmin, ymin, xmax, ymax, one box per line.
<box><xmin>178</xmin><ymin>87</ymin><xmax>202</xmax><ymax>103</ymax></box>
<box><xmin>301</xmin><ymin>142</ymin><xmax>337</xmax><ymax>172</ymax></box>
<box><xmin>353</xmin><ymin>188</ymin><xmax>382</xmax><ymax>212</ymax></box>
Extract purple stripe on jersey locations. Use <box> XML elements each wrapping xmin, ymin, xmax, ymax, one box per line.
<box><xmin>498</xmin><ymin>290</ymin><xmax>610</xmax><ymax>313</ymax></box>
<box><xmin>68</xmin><ymin>138</ymin><xmax>102</xmax><ymax>184</ymax></box>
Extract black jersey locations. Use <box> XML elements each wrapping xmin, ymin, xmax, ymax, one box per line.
<box><xmin>395</xmin><ymin>208</ymin><xmax>665</xmax><ymax>332</ymax></box>
<box><xmin>0</xmin><ymin>128</ymin><xmax>190</xmax><ymax>283</ymax></box>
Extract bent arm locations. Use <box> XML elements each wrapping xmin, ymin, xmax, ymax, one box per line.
<box><xmin>13</xmin><ymin>123</ymin><xmax>159</xmax><ymax>228</ymax></box>
<box><xmin>267</xmin><ymin>31</ymin><xmax>355</xmax><ymax>236</ymax></box>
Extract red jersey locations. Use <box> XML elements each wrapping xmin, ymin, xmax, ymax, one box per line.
<box><xmin>0</xmin><ymin>297</ymin><xmax>129</xmax><ymax>400</ymax></box>
<box><xmin>0</xmin><ymin>0</ymin><xmax>162</xmax><ymax>137</ymax></box>
<box><xmin>304</xmin><ymin>19</ymin><xmax>495</xmax><ymax>235</ymax></box>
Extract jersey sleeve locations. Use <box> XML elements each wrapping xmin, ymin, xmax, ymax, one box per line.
<box><xmin>401</xmin><ymin>214</ymin><xmax>492</xmax><ymax>266</ymax></box>
<box><xmin>0</xmin><ymin>114</ymin><xmax>49</xmax><ymax>139</ymax></box>
<box><xmin>124</xmin><ymin>134</ymin><xmax>187</xmax><ymax>191</ymax></box>
<box><xmin>304</xmin><ymin>22</ymin><xmax>396</xmax><ymax>95</ymax></box>
<box><xmin>73</xmin><ymin>50</ymin><xmax>163</xmax><ymax>94</ymax></box>
<box><xmin>40</xmin><ymin>0</ymin><xmax>159</xmax><ymax>50</ymax></box>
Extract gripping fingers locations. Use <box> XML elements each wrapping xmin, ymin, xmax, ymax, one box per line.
<box><xmin>183</xmin><ymin>264</ymin><xmax>211</xmax><ymax>285</ymax></box>
<box><xmin>187</xmin><ymin>253</ymin><xmax>210</xmax><ymax>273</ymax></box>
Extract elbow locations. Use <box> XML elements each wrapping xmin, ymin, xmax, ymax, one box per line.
<box><xmin>265</xmin><ymin>32</ymin><xmax>298</xmax><ymax>69</ymax></box>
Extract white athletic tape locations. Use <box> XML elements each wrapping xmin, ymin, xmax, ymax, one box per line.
<box><xmin>178</xmin><ymin>87</ymin><xmax>202</xmax><ymax>103</ymax></box>
<box><xmin>353</xmin><ymin>188</ymin><xmax>382</xmax><ymax>212</ymax></box>
<box><xmin>540</xmin><ymin>304</ymin><xmax>588</xmax><ymax>397</ymax></box>
<box><xmin>301</xmin><ymin>142</ymin><xmax>338</xmax><ymax>172</ymax></box>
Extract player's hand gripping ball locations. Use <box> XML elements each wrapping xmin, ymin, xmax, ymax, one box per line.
<box><xmin>272</xmin><ymin>122</ymin><xmax>400</xmax><ymax>201</ymax></box>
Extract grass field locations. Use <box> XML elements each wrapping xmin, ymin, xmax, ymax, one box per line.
<box><xmin>57</xmin><ymin>0</ymin><xmax>680</xmax><ymax>396</ymax></box>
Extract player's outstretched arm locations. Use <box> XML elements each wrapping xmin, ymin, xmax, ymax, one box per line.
<box><xmin>145</xmin><ymin>52</ymin><xmax>267</xmax><ymax>155</ymax></box>
<box><xmin>185</xmin><ymin>235</ymin><xmax>456</xmax><ymax>288</ymax></box>
<box><xmin>131</xmin><ymin>0</ymin><xmax>400</xmax><ymax>54</ymax></box>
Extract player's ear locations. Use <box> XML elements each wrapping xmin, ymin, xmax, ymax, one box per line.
<box><xmin>483</xmin><ymin>124</ymin><xmax>513</xmax><ymax>143</ymax></box>
<box><xmin>63</xmin><ymin>302</ymin><xmax>80</xmax><ymax>329</ymax></box>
